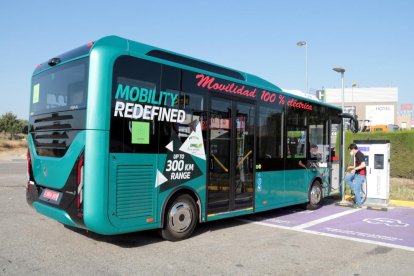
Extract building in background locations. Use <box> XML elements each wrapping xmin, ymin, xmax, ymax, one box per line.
<box><xmin>320</xmin><ymin>87</ymin><xmax>398</xmax><ymax>129</ymax></box>
<box><xmin>397</xmin><ymin>103</ymin><xmax>414</xmax><ymax>129</ymax></box>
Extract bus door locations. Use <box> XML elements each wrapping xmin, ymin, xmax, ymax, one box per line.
<box><xmin>208</xmin><ymin>97</ymin><xmax>255</xmax><ymax>214</ymax></box>
<box><xmin>329</xmin><ymin>119</ymin><xmax>341</xmax><ymax>193</ymax></box>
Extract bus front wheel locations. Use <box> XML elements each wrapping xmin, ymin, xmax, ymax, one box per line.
<box><xmin>161</xmin><ymin>194</ymin><xmax>198</xmax><ymax>241</ymax></box>
<box><xmin>306</xmin><ymin>180</ymin><xmax>323</xmax><ymax>210</ymax></box>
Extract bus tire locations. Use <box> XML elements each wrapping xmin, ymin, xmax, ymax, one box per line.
<box><xmin>161</xmin><ymin>194</ymin><xmax>198</xmax><ymax>241</ymax></box>
<box><xmin>306</xmin><ymin>180</ymin><xmax>323</xmax><ymax>210</ymax></box>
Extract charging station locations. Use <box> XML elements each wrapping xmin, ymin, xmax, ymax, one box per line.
<box><xmin>354</xmin><ymin>140</ymin><xmax>391</xmax><ymax>207</ymax></box>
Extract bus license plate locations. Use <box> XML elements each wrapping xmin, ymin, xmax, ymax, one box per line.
<box><xmin>40</xmin><ymin>189</ymin><xmax>62</xmax><ymax>205</ymax></box>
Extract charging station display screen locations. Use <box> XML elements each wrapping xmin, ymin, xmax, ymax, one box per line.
<box><xmin>374</xmin><ymin>154</ymin><xmax>384</xmax><ymax>170</ymax></box>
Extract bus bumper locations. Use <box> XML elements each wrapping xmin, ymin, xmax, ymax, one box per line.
<box><xmin>33</xmin><ymin>202</ymin><xmax>80</xmax><ymax>228</ymax></box>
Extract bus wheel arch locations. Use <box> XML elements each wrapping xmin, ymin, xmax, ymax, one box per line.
<box><xmin>160</xmin><ymin>188</ymin><xmax>201</xmax><ymax>241</ymax></box>
<box><xmin>305</xmin><ymin>178</ymin><xmax>323</xmax><ymax>210</ymax></box>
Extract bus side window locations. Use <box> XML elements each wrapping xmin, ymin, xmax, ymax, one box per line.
<box><xmin>256</xmin><ymin>105</ymin><xmax>283</xmax><ymax>171</ymax></box>
<box><xmin>286</xmin><ymin>128</ymin><xmax>306</xmax><ymax>158</ymax></box>
<box><xmin>179</xmin><ymin>92</ymin><xmax>205</xmax><ymax>141</ymax></box>
<box><xmin>110</xmin><ymin>56</ymin><xmax>161</xmax><ymax>154</ymax></box>
<box><xmin>181</xmin><ymin>70</ymin><xmax>207</xmax><ymax>148</ymax></box>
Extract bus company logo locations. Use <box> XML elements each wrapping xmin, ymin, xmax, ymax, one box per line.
<box><xmin>195</xmin><ymin>74</ymin><xmax>256</xmax><ymax>98</ymax></box>
<box><xmin>188</xmin><ymin>136</ymin><xmax>203</xmax><ymax>150</ymax></box>
<box><xmin>179</xmin><ymin>122</ymin><xmax>206</xmax><ymax>160</ymax></box>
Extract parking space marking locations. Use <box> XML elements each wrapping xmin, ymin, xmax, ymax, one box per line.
<box><xmin>240</xmin><ymin>205</ymin><xmax>414</xmax><ymax>252</ymax></box>
<box><xmin>292</xmin><ymin>208</ymin><xmax>361</xmax><ymax>230</ymax></box>
<box><xmin>363</xmin><ymin>218</ymin><xmax>409</xmax><ymax>227</ymax></box>
<box><xmin>302</xmin><ymin>228</ymin><xmax>414</xmax><ymax>252</ymax></box>
<box><xmin>242</xmin><ymin>218</ymin><xmax>414</xmax><ymax>252</ymax></box>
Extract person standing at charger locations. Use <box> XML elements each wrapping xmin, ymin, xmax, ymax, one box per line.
<box><xmin>346</xmin><ymin>143</ymin><xmax>367</xmax><ymax>208</ymax></box>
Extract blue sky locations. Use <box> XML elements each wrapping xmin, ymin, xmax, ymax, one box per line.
<box><xmin>1</xmin><ymin>0</ymin><xmax>413</xmax><ymax>119</ymax></box>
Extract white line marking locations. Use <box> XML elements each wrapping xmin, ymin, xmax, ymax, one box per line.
<box><xmin>303</xmin><ymin>228</ymin><xmax>414</xmax><ymax>252</ymax></box>
<box><xmin>239</xmin><ymin>218</ymin><xmax>414</xmax><ymax>252</ymax></box>
<box><xmin>292</xmin><ymin>208</ymin><xmax>362</xmax><ymax>230</ymax></box>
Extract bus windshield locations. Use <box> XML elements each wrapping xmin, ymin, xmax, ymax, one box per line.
<box><xmin>30</xmin><ymin>58</ymin><xmax>89</xmax><ymax>116</ymax></box>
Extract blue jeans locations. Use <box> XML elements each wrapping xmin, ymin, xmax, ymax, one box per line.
<box><xmin>345</xmin><ymin>173</ymin><xmax>365</xmax><ymax>207</ymax></box>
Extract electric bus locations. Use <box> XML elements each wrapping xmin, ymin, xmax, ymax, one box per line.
<box><xmin>26</xmin><ymin>36</ymin><xmax>356</xmax><ymax>241</ymax></box>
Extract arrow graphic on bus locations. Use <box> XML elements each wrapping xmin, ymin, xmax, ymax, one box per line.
<box><xmin>155</xmin><ymin>170</ymin><xmax>168</xmax><ymax>187</ymax></box>
<box><xmin>166</xmin><ymin>141</ymin><xmax>174</xmax><ymax>152</ymax></box>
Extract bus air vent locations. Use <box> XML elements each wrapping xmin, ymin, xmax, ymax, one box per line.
<box><xmin>115</xmin><ymin>165</ymin><xmax>154</xmax><ymax>219</ymax></box>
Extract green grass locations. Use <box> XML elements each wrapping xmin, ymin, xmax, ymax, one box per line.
<box><xmin>390</xmin><ymin>178</ymin><xmax>414</xmax><ymax>201</ymax></box>
<box><xmin>391</xmin><ymin>186</ymin><xmax>414</xmax><ymax>201</ymax></box>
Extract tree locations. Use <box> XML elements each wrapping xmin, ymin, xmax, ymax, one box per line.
<box><xmin>0</xmin><ymin>112</ymin><xmax>27</xmax><ymax>140</ymax></box>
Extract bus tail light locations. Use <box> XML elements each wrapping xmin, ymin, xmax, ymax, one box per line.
<box><xmin>27</xmin><ymin>151</ymin><xmax>32</xmax><ymax>176</ymax></box>
<box><xmin>26</xmin><ymin>151</ymin><xmax>32</xmax><ymax>192</ymax></box>
<box><xmin>77</xmin><ymin>155</ymin><xmax>84</xmax><ymax>217</ymax></box>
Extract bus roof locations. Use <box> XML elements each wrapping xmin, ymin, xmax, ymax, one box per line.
<box><xmin>33</xmin><ymin>35</ymin><xmax>341</xmax><ymax>110</ymax></box>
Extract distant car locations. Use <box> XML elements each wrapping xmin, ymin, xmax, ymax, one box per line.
<box><xmin>368</xmin><ymin>125</ymin><xmax>388</xmax><ymax>132</ymax></box>
<box><xmin>387</xmin><ymin>124</ymin><xmax>400</xmax><ymax>131</ymax></box>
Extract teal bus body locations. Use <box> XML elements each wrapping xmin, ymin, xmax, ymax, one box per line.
<box><xmin>27</xmin><ymin>36</ymin><xmax>343</xmax><ymax>239</ymax></box>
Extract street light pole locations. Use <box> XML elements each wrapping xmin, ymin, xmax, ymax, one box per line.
<box><xmin>297</xmin><ymin>41</ymin><xmax>308</xmax><ymax>95</ymax></box>
<box><xmin>352</xmin><ymin>81</ymin><xmax>357</xmax><ymax>116</ymax></box>
<box><xmin>333</xmin><ymin>67</ymin><xmax>349</xmax><ymax>205</ymax></box>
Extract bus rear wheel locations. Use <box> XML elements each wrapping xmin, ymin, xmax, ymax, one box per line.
<box><xmin>161</xmin><ymin>194</ymin><xmax>198</xmax><ymax>241</ymax></box>
<box><xmin>306</xmin><ymin>180</ymin><xmax>323</xmax><ymax>210</ymax></box>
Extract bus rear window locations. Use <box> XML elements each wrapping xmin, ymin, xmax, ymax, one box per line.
<box><xmin>30</xmin><ymin>58</ymin><xmax>88</xmax><ymax>116</ymax></box>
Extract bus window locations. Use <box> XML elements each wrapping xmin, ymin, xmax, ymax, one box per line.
<box><xmin>30</xmin><ymin>58</ymin><xmax>88</xmax><ymax>116</ymax></box>
<box><xmin>287</xmin><ymin>128</ymin><xmax>306</xmax><ymax>158</ymax></box>
<box><xmin>179</xmin><ymin>92</ymin><xmax>205</xmax><ymax>140</ymax></box>
<box><xmin>256</xmin><ymin>105</ymin><xmax>283</xmax><ymax>171</ymax></box>
<box><xmin>257</xmin><ymin>106</ymin><xmax>283</xmax><ymax>159</ymax></box>
<box><xmin>309</xmin><ymin>123</ymin><xmax>329</xmax><ymax>163</ymax></box>
<box><xmin>110</xmin><ymin>56</ymin><xmax>161</xmax><ymax>153</ymax></box>
<box><xmin>181</xmin><ymin>70</ymin><xmax>207</xmax><ymax>145</ymax></box>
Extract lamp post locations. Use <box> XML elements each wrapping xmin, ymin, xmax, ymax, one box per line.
<box><xmin>352</xmin><ymin>81</ymin><xmax>357</xmax><ymax>104</ymax></box>
<box><xmin>297</xmin><ymin>41</ymin><xmax>308</xmax><ymax>95</ymax></box>
<box><xmin>352</xmin><ymin>81</ymin><xmax>357</xmax><ymax>117</ymax></box>
<box><xmin>333</xmin><ymin>67</ymin><xmax>348</xmax><ymax>204</ymax></box>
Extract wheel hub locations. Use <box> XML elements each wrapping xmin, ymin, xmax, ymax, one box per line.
<box><xmin>169</xmin><ymin>202</ymin><xmax>193</xmax><ymax>233</ymax></box>
<box><xmin>310</xmin><ymin>186</ymin><xmax>321</xmax><ymax>204</ymax></box>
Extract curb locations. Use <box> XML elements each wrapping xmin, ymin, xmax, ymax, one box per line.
<box><xmin>345</xmin><ymin>195</ymin><xmax>414</xmax><ymax>208</ymax></box>
<box><xmin>389</xmin><ymin>200</ymin><xmax>414</xmax><ymax>208</ymax></box>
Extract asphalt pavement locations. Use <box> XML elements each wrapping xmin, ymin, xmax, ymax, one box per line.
<box><xmin>1</xmin><ymin>156</ymin><xmax>414</xmax><ymax>275</ymax></box>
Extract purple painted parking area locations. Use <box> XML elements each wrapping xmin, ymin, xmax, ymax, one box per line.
<box><xmin>308</xmin><ymin>207</ymin><xmax>414</xmax><ymax>248</ymax></box>
<box><xmin>244</xmin><ymin>202</ymin><xmax>414</xmax><ymax>251</ymax></box>
<box><xmin>247</xmin><ymin>203</ymin><xmax>347</xmax><ymax>228</ymax></box>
